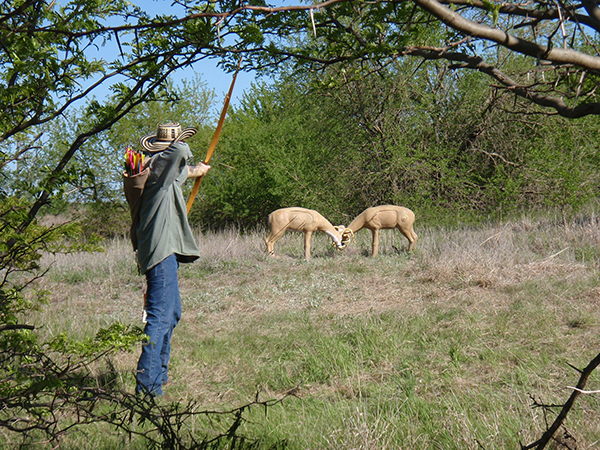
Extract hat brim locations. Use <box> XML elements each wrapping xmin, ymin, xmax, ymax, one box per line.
<box><xmin>140</xmin><ymin>127</ymin><xmax>198</xmax><ymax>152</ymax></box>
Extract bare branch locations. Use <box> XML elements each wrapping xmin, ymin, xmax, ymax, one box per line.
<box><xmin>523</xmin><ymin>352</ymin><xmax>600</xmax><ymax>450</ymax></box>
<box><xmin>414</xmin><ymin>0</ymin><xmax>600</xmax><ymax>70</ymax></box>
<box><xmin>439</xmin><ymin>0</ymin><xmax>600</xmax><ymax>31</ymax></box>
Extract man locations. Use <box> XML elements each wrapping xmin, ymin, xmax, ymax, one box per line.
<box><xmin>134</xmin><ymin>123</ymin><xmax>210</xmax><ymax>397</ymax></box>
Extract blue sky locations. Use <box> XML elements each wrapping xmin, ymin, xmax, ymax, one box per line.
<box><xmin>173</xmin><ymin>59</ymin><xmax>257</xmax><ymax>110</ymax></box>
<box><xmin>78</xmin><ymin>0</ymin><xmax>261</xmax><ymax>114</ymax></box>
<box><xmin>137</xmin><ymin>0</ymin><xmax>260</xmax><ymax>108</ymax></box>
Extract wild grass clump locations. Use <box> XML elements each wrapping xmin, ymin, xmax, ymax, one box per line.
<box><xmin>21</xmin><ymin>215</ymin><xmax>600</xmax><ymax>449</ymax></box>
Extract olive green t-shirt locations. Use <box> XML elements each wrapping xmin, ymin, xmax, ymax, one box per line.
<box><xmin>136</xmin><ymin>142</ymin><xmax>200</xmax><ymax>274</ymax></box>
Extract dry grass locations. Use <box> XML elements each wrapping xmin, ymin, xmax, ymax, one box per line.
<box><xmin>27</xmin><ymin>216</ymin><xmax>600</xmax><ymax>449</ymax></box>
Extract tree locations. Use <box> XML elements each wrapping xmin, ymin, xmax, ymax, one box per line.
<box><xmin>1</xmin><ymin>1</ymin><xmax>329</xmax><ymax>443</ymax></box>
<box><xmin>237</xmin><ymin>0</ymin><xmax>600</xmax><ymax>118</ymax></box>
<box><xmin>1</xmin><ymin>1</ymin><xmax>271</xmax><ymax>444</ymax></box>
<box><xmin>203</xmin><ymin>56</ymin><xmax>599</xmax><ymax>228</ymax></box>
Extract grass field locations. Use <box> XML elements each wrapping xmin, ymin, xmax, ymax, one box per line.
<box><xmin>23</xmin><ymin>215</ymin><xmax>600</xmax><ymax>449</ymax></box>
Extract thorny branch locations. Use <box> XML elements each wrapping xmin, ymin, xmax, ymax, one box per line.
<box><xmin>0</xmin><ymin>350</ymin><xmax>298</xmax><ymax>448</ymax></box>
<box><xmin>522</xmin><ymin>351</ymin><xmax>600</xmax><ymax>450</ymax></box>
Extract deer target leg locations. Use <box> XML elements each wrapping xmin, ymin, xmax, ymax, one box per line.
<box><xmin>371</xmin><ymin>229</ymin><xmax>380</xmax><ymax>257</ymax></box>
<box><xmin>398</xmin><ymin>225</ymin><xmax>417</xmax><ymax>251</ymax></box>
<box><xmin>407</xmin><ymin>230</ymin><xmax>417</xmax><ymax>251</ymax></box>
<box><xmin>304</xmin><ymin>231</ymin><xmax>313</xmax><ymax>260</ymax></box>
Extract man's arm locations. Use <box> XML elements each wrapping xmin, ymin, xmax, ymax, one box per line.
<box><xmin>187</xmin><ymin>162</ymin><xmax>211</xmax><ymax>178</ymax></box>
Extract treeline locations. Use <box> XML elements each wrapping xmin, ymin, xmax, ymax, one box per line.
<box><xmin>34</xmin><ymin>61</ymin><xmax>600</xmax><ymax>236</ymax></box>
<box><xmin>192</xmin><ymin>61</ymin><xmax>599</xmax><ymax>230</ymax></box>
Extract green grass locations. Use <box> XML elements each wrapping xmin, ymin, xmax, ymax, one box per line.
<box><xmin>13</xmin><ymin>218</ymin><xmax>600</xmax><ymax>448</ymax></box>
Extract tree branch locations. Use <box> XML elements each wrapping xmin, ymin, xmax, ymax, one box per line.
<box><xmin>523</xmin><ymin>352</ymin><xmax>600</xmax><ymax>450</ymax></box>
<box><xmin>0</xmin><ymin>324</ymin><xmax>35</xmax><ymax>332</ymax></box>
<box><xmin>414</xmin><ymin>0</ymin><xmax>600</xmax><ymax>70</ymax></box>
<box><xmin>438</xmin><ymin>0</ymin><xmax>600</xmax><ymax>32</ymax></box>
<box><xmin>401</xmin><ymin>46</ymin><xmax>600</xmax><ymax>117</ymax></box>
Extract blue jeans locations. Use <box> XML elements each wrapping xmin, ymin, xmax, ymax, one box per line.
<box><xmin>136</xmin><ymin>254</ymin><xmax>181</xmax><ymax>396</ymax></box>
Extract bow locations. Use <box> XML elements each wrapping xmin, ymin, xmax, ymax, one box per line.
<box><xmin>186</xmin><ymin>57</ymin><xmax>242</xmax><ymax>214</ymax></box>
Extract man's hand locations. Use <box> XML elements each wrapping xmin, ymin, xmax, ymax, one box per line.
<box><xmin>187</xmin><ymin>162</ymin><xmax>211</xmax><ymax>178</ymax></box>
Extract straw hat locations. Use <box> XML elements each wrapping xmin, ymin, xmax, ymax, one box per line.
<box><xmin>140</xmin><ymin>123</ymin><xmax>197</xmax><ymax>152</ymax></box>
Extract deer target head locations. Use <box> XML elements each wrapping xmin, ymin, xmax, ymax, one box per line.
<box><xmin>335</xmin><ymin>226</ymin><xmax>353</xmax><ymax>249</ymax></box>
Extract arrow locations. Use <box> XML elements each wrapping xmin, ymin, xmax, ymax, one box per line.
<box><xmin>187</xmin><ymin>56</ymin><xmax>242</xmax><ymax>214</ymax></box>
